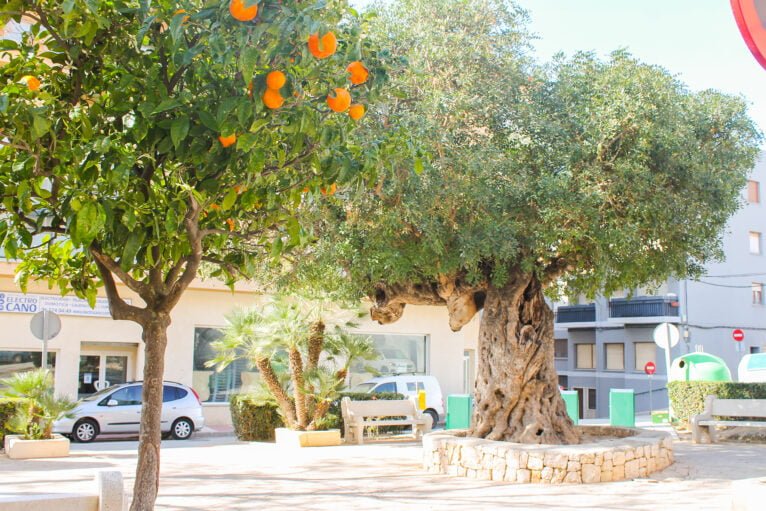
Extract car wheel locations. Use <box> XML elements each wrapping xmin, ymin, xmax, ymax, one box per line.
<box><xmin>171</xmin><ymin>418</ymin><xmax>194</xmax><ymax>440</ymax></box>
<box><xmin>73</xmin><ymin>419</ymin><xmax>99</xmax><ymax>443</ymax></box>
<box><xmin>423</xmin><ymin>409</ymin><xmax>438</xmax><ymax>427</ymax></box>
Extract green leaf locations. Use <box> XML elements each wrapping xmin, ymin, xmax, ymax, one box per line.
<box><xmin>222</xmin><ymin>188</ymin><xmax>237</xmax><ymax>211</ymax></box>
<box><xmin>151</xmin><ymin>100</ymin><xmax>183</xmax><ymax>115</ymax></box>
<box><xmin>198</xmin><ymin>111</ymin><xmax>219</xmax><ymax>131</ymax></box>
<box><xmin>121</xmin><ymin>231</ymin><xmax>145</xmax><ymax>271</ymax></box>
<box><xmin>74</xmin><ymin>201</ymin><xmax>105</xmax><ymax>244</ymax></box>
<box><xmin>414</xmin><ymin>158</ymin><xmax>424</xmax><ymax>175</ymax></box>
<box><xmin>31</xmin><ymin>115</ymin><xmax>51</xmax><ymax>139</ymax></box>
<box><xmin>170</xmin><ymin>117</ymin><xmax>190</xmax><ymax>149</ymax></box>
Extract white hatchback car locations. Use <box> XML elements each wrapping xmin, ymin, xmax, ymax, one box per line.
<box><xmin>54</xmin><ymin>381</ymin><xmax>205</xmax><ymax>442</ymax></box>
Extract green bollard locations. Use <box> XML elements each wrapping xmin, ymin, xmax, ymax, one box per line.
<box><xmin>446</xmin><ymin>394</ymin><xmax>473</xmax><ymax>430</ymax></box>
<box><xmin>610</xmin><ymin>389</ymin><xmax>636</xmax><ymax>427</ymax></box>
<box><xmin>560</xmin><ymin>390</ymin><xmax>579</xmax><ymax>425</ymax></box>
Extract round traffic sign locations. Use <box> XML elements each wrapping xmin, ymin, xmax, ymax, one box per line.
<box><xmin>733</xmin><ymin>328</ymin><xmax>745</xmax><ymax>342</ymax></box>
<box><xmin>653</xmin><ymin>322</ymin><xmax>680</xmax><ymax>350</ymax></box>
<box><xmin>644</xmin><ymin>361</ymin><xmax>656</xmax><ymax>375</ymax></box>
<box><xmin>731</xmin><ymin>0</ymin><xmax>766</xmax><ymax>71</ymax></box>
<box><xmin>30</xmin><ymin>310</ymin><xmax>61</xmax><ymax>341</ymax></box>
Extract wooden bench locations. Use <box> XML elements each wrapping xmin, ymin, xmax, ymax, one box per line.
<box><xmin>691</xmin><ymin>395</ymin><xmax>766</xmax><ymax>443</ymax></box>
<box><xmin>340</xmin><ymin>397</ymin><xmax>433</xmax><ymax>445</ymax></box>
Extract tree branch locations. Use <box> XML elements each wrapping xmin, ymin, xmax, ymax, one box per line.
<box><xmin>90</xmin><ymin>245</ymin><xmax>150</xmax><ymax>296</ymax></box>
<box><xmin>91</xmin><ymin>253</ymin><xmax>147</xmax><ymax>324</ymax></box>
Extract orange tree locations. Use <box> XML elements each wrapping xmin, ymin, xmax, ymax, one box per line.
<box><xmin>0</xmin><ymin>0</ymin><xmax>382</xmax><ymax>508</ymax></box>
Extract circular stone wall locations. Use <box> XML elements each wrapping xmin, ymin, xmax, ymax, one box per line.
<box><xmin>422</xmin><ymin>426</ymin><xmax>673</xmax><ymax>484</ymax></box>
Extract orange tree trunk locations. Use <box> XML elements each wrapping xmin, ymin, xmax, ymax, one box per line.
<box><xmin>130</xmin><ymin>314</ymin><xmax>170</xmax><ymax>511</ymax></box>
<box><xmin>469</xmin><ymin>276</ymin><xmax>579</xmax><ymax>444</ymax></box>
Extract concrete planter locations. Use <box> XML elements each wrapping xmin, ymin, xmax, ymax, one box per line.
<box><xmin>4</xmin><ymin>434</ymin><xmax>70</xmax><ymax>460</ymax></box>
<box><xmin>275</xmin><ymin>428</ymin><xmax>341</xmax><ymax>447</ymax></box>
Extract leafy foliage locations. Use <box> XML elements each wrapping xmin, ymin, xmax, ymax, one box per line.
<box><xmin>668</xmin><ymin>381</ymin><xmax>766</xmax><ymax>425</ymax></box>
<box><xmin>0</xmin><ymin>369</ymin><xmax>75</xmax><ymax>440</ymax></box>
<box><xmin>0</xmin><ymin>398</ymin><xmax>21</xmax><ymax>445</ymax></box>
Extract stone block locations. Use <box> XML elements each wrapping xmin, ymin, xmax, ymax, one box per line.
<box><xmin>647</xmin><ymin>458</ymin><xmax>656</xmax><ymax>473</ymax></box>
<box><xmin>491</xmin><ymin>455</ymin><xmax>507</xmax><ymax>471</ymax></box>
<box><xmin>625</xmin><ymin>449</ymin><xmax>635</xmax><ymax>461</ymax></box>
<box><xmin>551</xmin><ymin>468</ymin><xmax>567</xmax><ymax>484</ymax></box>
<box><xmin>541</xmin><ymin>467</ymin><xmax>554</xmax><ymax>482</ymax></box>
<box><xmin>96</xmin><ymin>471</ymin><xmax>124</xmax><ymax>511</ymax></box>
<box><xmin>613</xmin><ymin>465</ymin><xmax>625</xmax><ymax>481</ymax></box>
<box><xmin>458</xmin><ymin>466</ymin><xmax>468</xmax><ymax>477</ymax></box>
<box><xmin>544</xmin><ymin>453</ymin><xmax>569</xmax><ymax>470</ymax></box>
<box><xmin>580</xmin><ymin>453</ymin><xmax>595</xmax><ymax>464</ymax></box>
<box><xmin>504</xmin><ymin>468</ymin><xmax>518</xmax><ymax>483</ymax></box>
<box><xmin>613</xmin><ymin>451</ymin><xmax>626</xmax><ymax>466</ymax></box>
<box><xmin>564</xmin><ymin>471</ymin><xmax>582</xmax><ymax>484</ymax></box>
<box><xmin>462</xmin><ymin>447</ymin><xmax>480</xmax><ymax>469</ymax></box>
<box><xmin>604</xmin><ymin>451</ymin><xmax>613</xmax><ymax>461</ymax></box>
<box><xmin>595</xmin><ymin>453</ymin><xmax>604</xmax><ymax>466</ymax></box>
<box><xmin>651</xmin><ymin>445</ymin><xmax>660</xmax><ymax>457</ymax></box>
<box><xmin>600</xmin><ymin>470</ymin><xmax>613</xmax><ymax>482</ymax></box>
<box><xmin>582</xmin><ymin>463</ymin><xmax>601</xmax><ymax>483</ymax></box>
<box><xmin>519</xmin><ymin>452</ymin><xmax>529</xmax><ymax>469</ymax></box>
<box><xmin>624</xmin><ymin>459</ymin><xmax>640</xmax><ymax>479</ymax></box>
<box><xmin>638</xmin><ymin>457</ymin><xmax>647</xmax><ymax>468</ymax></box>
<box><xmin>467</xmin><ymin>468</ymin><xmax>477</xmax><ymax>479</ymax></box>
<box><xmin>477</xmin><ymin>469</ymin><xmax>491</xmax><ymax>481</ymax></box>
<box><xmin>601</xmin><ymin>460</ymin><xmax>613</xmax><ymax>472</ymax></box>
<box><xmin>517</xmin><ymin>469</ymin><xmax>531</xmax><ymax>483</ymax></box>
<box><xmin>491</xmin><ymin>468</ymin><xmax>506</xmax><ymax>482</ymax></box>
<box><xmin>527</xmin><ymin>455</ymin><xmax>544</xmax><ymax>471</ymax></box>
<box><xmin>530</xmin><ymin>470</ymin><xmax>542</xmax><ymax>483</ymax></box>
<box><xmin>567</xmin><ymin>461</ymin><xmax>581</xmax><ymax>472</ymax></box>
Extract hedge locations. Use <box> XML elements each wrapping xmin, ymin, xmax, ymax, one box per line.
<box><xmin>1</xmin><ymin>398</ymin><xmax>20</xmax><ymax>446</ymax></box>
<box><xmin>668</xmin><ymin>381</ymin><xmax>766</xmax><ymax>424</ymax></box>
<box><xmin>229</xmin><ymin>392</ymin><xmax>404</xmax><ymax>442</ymax></box>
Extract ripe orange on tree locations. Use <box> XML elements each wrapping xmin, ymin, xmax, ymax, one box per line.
<box><xmin>308</xmin><ymin>32</ymin><xmax>337</xmax><ymax>59</ymax></box>
<box><xmin>218</xmin><ymin>134</ymin><xmax>237</xmax><ymax>147</ymax></box>
<box><xmin>229</xmin><ymin>0</ymin><xmax>258</xmax><ymax>22</ymax></box>
<box><xmin>266</xmin><ymin>70</ymin><xmax>286</xmax><ymax>90</ymax></box>
<box><xmin>348</xmin><ymin>104</ymin><xmax>365</xmax><ymax>121</ymax></box>
<box><xmin>346</xmin><ymin>61</ymin><xmax>369</xmax><ymax>85</ymax></box>
<box><xmin>262</xmin><ymin>88</ymin><xmax>285</xmax><ymax>109</ymax></box>
<box><xmin>21</xmin><ymin>75</ymin><xmax>40</xmax><ymax>91</ymax></box>
<box><xmin>327</xmin><ymin>88</ymin><xmax>351</xmax><ymax>112</ymax></box>
<box><xmin>321</xmin><ymin>183</ymin><xmax>338</xmax><ymax>196</ymax></box>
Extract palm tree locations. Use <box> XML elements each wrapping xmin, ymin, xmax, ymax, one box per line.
<box><xmin>1</xmin><ymin>369</ymin><xmax>76</xmax><ymax>439</ymax></box>
<box><xmin>211</xmin><ymin>296</ymin><xmax>378</xmax><ymax>430</ymax></box>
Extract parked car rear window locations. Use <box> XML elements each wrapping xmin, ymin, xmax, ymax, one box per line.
<box><xmin>163</xmin><ymin>385</ymin><xmax>187</xmax><ymax>402</ymax></box>
<box><xmin>373</xmin><ymin>382</ymin><xmax>397</xmax><ymax>393</ymax></box>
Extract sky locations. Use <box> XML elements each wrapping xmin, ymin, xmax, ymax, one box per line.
<box><xmin>354</xmin><ymin>0</ymin><xmax>766</xmax><ymax>144</ymax></box>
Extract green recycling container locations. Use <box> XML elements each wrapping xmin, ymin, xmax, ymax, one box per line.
<box><xmin>446</xmin><ymin>394</ymin><xmax>473</xmax><ymax>430</ymax></box>
<box><xmin>610</xmin><ymin>389</ymin><xmax>635</xmax><ymax>427</ymax></box>
<box><xmin>560</xmin><ymin>390</ymin><xmax>579</xmax><ymax>425</ymax></box>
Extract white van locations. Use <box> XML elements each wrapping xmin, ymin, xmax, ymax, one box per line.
<box><xmin>351</xmin><ymin>374</ymin><xmax>444</xmax><ymax>424</ymax></box>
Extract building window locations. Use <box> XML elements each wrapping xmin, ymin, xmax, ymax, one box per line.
<box><xmin>751</xmin><ymin>346</ymin><xmax>762</xmax><ymax>354</ymax></box>
<box><xmin>605</xmin><ymin>343</ymin><xmax>625</xmax><ymax>370</ymax></box>
<box><xmin>349</xmin><ymin>333</ymin><xmax>428</xmax><ymax>386</ymax></box>
<box><xmin>0</xmin><ymin>350</ymin><xmax>56</xmax><ymax>381</ymax></box>
<box><xmin>753</xmin><ymin>283</ymin><xmax>764</xmax><ymax>305</ymax></box>
<box><xmin>575</xmin><ymin>343</ymin><xmax>596</xmax><ymax>370</ymax></box>
<box><xmin>750</xmin><ymin>232</ymin><xmax>762</xmax><ymax>254</ymax></box>
<box><xmin>554</xmin><ymin>339</ymin><xmax>568</xmax><ymax>359</ymax></box>
<box><xmin>748</xmin><ymin>180</ymin><xmax>760</xmax><ymax>204</ymax></box>
<box><xmin>634</xmin><ymin>342</ymin><xmax>657</xmax><ymax>372</ymax></box>
<box><xmin>192</xmin><ymin>327</ymin><xmax>254</xmax><ymax>403</ymax></box>
<box><xmin>588</xmin><ymin>388</ymin><xmax>597</xmax><ymax>410</ymax></box>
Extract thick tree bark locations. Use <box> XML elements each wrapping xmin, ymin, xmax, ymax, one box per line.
<box><xmin>130</xmin><ymin>314</ymin><xmax>171</xmax><ymax>511</ymax></box>
<box><xmin>306</xmin><ymin>320</ymin><xmax>325</xmax><ymax>371</ymax></box>
<box><xmin>254</xmin><ymin>357</ymin><xmax>297</xmax><ymax>428</ymax></box>
<box><xmin>469</xmin><ymin>276</ymin><xmax>579</xmax><ymax>444</ymax></box>
<box><xmin>288</xmin><ymin>347</ymin><xmax>308</xmax><ymax>429</ymax></box>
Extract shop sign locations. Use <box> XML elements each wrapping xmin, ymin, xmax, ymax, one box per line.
<box><xmin>0</xmin><ymin>292</ymin><xmax>115</xmax><ymax>317</ymax></box>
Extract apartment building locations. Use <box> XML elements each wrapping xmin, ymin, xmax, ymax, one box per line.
<box><xmin>553</xmin><ymin>152</ymin><xmax>766</xmax><ymax>419</ymax></box>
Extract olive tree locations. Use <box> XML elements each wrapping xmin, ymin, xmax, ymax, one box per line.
<box><xmin>0</xmin><ymin>0</ymin><xmax>382</xmax><ymax>508</ymax></box>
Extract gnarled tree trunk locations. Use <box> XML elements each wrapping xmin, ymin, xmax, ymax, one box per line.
<box><xmin>469</xmin><ymin>276</ymin><xmax>579</xmax><ymax>444</ymax></box>
<box><xmin>130</xmin><ymin>314</ymin><xmax>171</xmax><ymax>511</ymax></box>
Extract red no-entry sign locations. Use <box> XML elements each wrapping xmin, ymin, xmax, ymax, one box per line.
<box><xmin>733</xmin><ymin>329</ymin><xmax>745</xmax><ymax>342</ymax></box>
<box><xmin>644</xmin><ymin>361</ymin><xmax>656</xmax><ymax>375</ymax></box>
<box><xmin>731</xmin><ymin>0</ymin><xmax>766</xmax><ymax>71</ymax></box>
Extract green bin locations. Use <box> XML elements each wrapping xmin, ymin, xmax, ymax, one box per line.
<box><xmin>609</xmin><ymin>389</ymin><xmax>635</xmax><ymax>427</ymax></box>
<box><xmin>560</xmin><ymin>390</ymin><xmax>579</xmax><ymax>425</ymax></box>
<box><xmin>651</xmin><ymin>411</ymin><xmax>669</xmax><ymax>424</ymax></box>
<box><xmin>446</xmin><ymin>394</ymin><xmax>473</xmax><ymax>430</ymax></box>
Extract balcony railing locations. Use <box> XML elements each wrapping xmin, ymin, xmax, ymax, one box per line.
<box><xmin>555</xmin><ymin>304</ymin><xmax>596</xmax><ymax>323</ymax></box>
<box><xmin>609</xmin><ymin>296</ymin><xmax>679</xmax><ymax>318</ymax></box>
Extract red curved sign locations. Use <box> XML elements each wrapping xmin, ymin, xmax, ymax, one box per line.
<box><xmin>644</xmin><ymin>361</ymin><xmax>656</xmax><ymax>375</ymax></box>
<box><xmin>731</xmin><ymin>0</ymin><xmax>766</xmax><ymax>70</ymax></box>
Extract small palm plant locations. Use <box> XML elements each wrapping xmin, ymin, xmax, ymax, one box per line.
<box><xmin>212</xmin><ymin>296</ymin><xmax>378</xmax><ymax>431</ymax></box>
<box><xmin>1</xmin><ymin>369</ymin><xmax>76</xmax><ymax>440</ymax></box>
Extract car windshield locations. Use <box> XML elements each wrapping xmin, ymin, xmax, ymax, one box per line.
<box><xmin>350</xmin><ymin>383</ymin><xmax>376</xmax><ymax>393</ymax></box>
<box><xmin>81</xmin><ymin>384</ymin><xmax>125</xmax><ymax>402</ymax></box>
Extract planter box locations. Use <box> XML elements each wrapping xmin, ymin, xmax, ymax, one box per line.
<box><xmin>274</xmin><ymin>428</ymin><xmax>341</xmax><ymax>447</ymax></box>
<box><xmin>4</xmin><ymin>434</ymin><xmax>70</xmax><ymax>459</ymax></box>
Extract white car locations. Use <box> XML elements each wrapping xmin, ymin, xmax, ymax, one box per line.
<box><xmin>54</xmin><ymin>381</ymin><xmax>205</xmax><ymax>442</ymax></box>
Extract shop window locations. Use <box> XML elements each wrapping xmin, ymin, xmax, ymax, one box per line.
<box><xmin>0</xmin><ymin>350</ymin><xmax>56</xmax><ymax>381</ymax></box>
<box><xmin>575</xmin><ymin>344</ymin><xmax>596</xmax><ymax>370</ymax></box>
<box><xmin>634</xmin><ymin>342</ymin><xmax>656</xmax><ymax>371</ymax></box>
<box><xmin>554</xmin><ymin>339</ymin><xmax>568</xmax><ymax>359</ymax></box>
<box><xmin>349</xmin><ymin>333</ymin><xmax>427</xmax><ymax>386</ymax></box>
<box><xmin>750</xmin><ymin>232</ymin><xmax>761</xmax><ymax>255</ymax></box>
<box><xmin>192</xmin><ymin>327</ymin><xmax>254</xmax><ymax>403</ymax></box>
<box><xmin>748</xmin><ymin>180</ymin><xmax>760</xmax><ymax>204</ymax></box>
<box><xmin>605</xmin><ymin>343</ymin><xmax>625</xmax><ymax>370</ymax></box>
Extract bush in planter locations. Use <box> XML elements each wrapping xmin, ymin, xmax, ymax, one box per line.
<box><xmin>668</xmin><ymin>381</ymin><xmax>766</xmax><ymax>424</ymax></box>
<box><xmin>1</xmin><ymin>369</ymin><xmax>76</xmax><ymax>440</ymax></box>
<box><xmin>0</xmin><ymin>398</ymin><xmax>20</xmax><ymax>445</ymax></box>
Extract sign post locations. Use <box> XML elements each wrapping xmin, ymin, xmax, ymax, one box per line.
<box><xmin>653</xmin><ymin>322</ymin><xmax>679</xmax><ymax>420</ymax></box>
<box><xmin>644</xmin><ymin>361</ymin><xmax>657</xmax><ymax>414</ymax></box>
<box><xmin>30</xmin><ymin>310</ymin><xmax>61</xmax><ymax>370</ymax></box>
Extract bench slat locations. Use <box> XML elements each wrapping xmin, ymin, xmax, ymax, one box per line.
<box><xmin>359</xmin><ymin>420</ymin><xmax>425</xmax><ymax>427</ymax></box>
<box><xmin>697</xmin><ymin>420</ymin><xmax>766</xmax><ymax>427</ymax></box>
<box><xmin>710</xmin><ymin>399</ymin><xmax>766</xmax><ymax>418</ymax></box>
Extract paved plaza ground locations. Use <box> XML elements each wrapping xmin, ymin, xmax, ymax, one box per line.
<box><xmin>2</xmin><ymin>423</ymin><xmax>766</xmax><ymax>510</ymax></box>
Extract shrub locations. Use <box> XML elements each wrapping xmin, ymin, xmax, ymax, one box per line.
<box><xmin>1</xmin><ymin>369</ymin><xmax>76</xmax><ymax>440</ymax></box>
<box><xmin>230</xmin><ymin>394</ymin><xmax>284</xmax><ymax>441</ymax></box>
<box><xmin>0</xmin><ymin>398</ymin><xmax>20</xmax><ymax>445</ymax></box>
<box><xmin>229</xmin><ymin>391</ymin><xmax>405</xmax><ymax>441</ymax></box>
<box><xmin>668</xmin><ymin>381</ymin><xmax>766</xmax><ymax>424</ymax></box>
